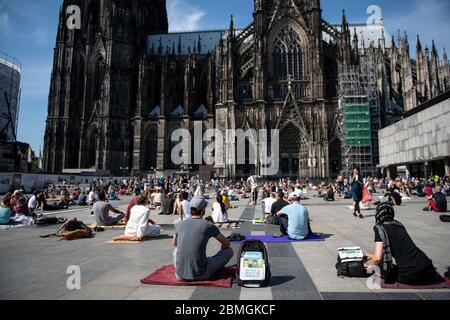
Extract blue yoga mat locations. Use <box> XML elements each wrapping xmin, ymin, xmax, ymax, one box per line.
<box><xmin>230</xmin><ymin>233</ymin><xmax>325</xmax><ymax>243</ymax></box>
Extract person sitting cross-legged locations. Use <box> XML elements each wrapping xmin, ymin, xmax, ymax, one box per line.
<box><xmin>275</xmin><ymin>193</ymin><xmax>312</xmax><ymax>239</ymax></box>
<box><xmin>93</xmin><ymin>191</ymin><xmax>125</xmax><ymax>226</ymax></box>
<box><xmin>424</xmin><ymin>186</ymin><xmax>448</xmax><ymax>213</ymax></box>
<box><xmin>120</xmin><ymin>194</ymin><xmax>161</xmax><ymax>241</ymax></box>
<box><xmin>172</xmin><ymin>197</ymin><xmax>233</xmax><ymax>281</ymax></box>
<box><xmin>365</xmin><ymin>203</ymin><xmax>442</xmax><ymax>285</ymax></box>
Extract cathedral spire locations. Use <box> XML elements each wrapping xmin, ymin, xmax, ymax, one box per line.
<box><xmin>230</xmin><ymin>14</ymin><xmax>234</xmax><ymax>32</ymax></box>
<box><xmin>197</xmin><ymin>35</ymin><xmax>202</xmax><ymax>54</ymax></box>
<box><xmin>380</xmin><ymin>28</ymin><xmax>386</xmax><ymax>53</ymax></box>
<box><xmin>416</xmin><ymin>35</ymin><xmax>422</xmax><ymax>52</ymax></box>
<box><xmin>432</xmin><ymin>39</ymin><xmax>438</xmax><ymax>56</ymax></box>
<box><xmin>342</xmin><ymin>9</ymin><xmax>349</xmax><ymax>32</ymax></box>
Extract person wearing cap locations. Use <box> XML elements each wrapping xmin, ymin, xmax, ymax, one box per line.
<box><xmin>364</xmin><ymin>204</ymin><xmax>441</xmax><ymax>285</ymax></box>
<box><xmin>172</xmin><ymin>196</ymin><xmax>233</xmax><ymax>281</ymax></box>
<box><xmin>275</xmin><ymin>193</ymin><xmax>311</xmax><ymax>240</ymax></box>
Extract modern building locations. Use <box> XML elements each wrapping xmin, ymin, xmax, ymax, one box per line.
<box><xmin>43</xmin><ymin>0</ymin><xmax>450</xmax><ymax>178</ymax></box>
<box><xmin>0</xmin><ymin>51</ymin><xmax>21</xmax><ymax>143</ymax></box>
<box><xmin>379</xmin><ymin>90</ymin><xmax>450</xmax><ymax>179</ymax></box>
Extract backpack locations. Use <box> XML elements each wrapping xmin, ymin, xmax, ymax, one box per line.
<box><xmin>236</xmin><ymin>240</ymin><xmax>271</xmax><ymax>288</ymax></box>
<box><xmin>335</xmin><ymin>247</ymin><xmax>369</xmax><ymax>278</ymax></box>
<box><xmin>440</xmin><ymin>215</ymin><xmax>450</xmax><ymax>223</ymax></box>
<box><xmin>34</xmin><ymin>216</ymin><xmax>67</xmax><ymax>226</ymax></box>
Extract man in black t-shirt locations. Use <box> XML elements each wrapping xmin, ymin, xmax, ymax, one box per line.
<box><xmin>271</xmin><ymin>192</ymin><xmax>289</xmax><ymax>213</ymax></box>
<box><xmin>365</xmin><ymin>204</ymin><xmax>441</xmax><ymax>285</ymax></box>
<box><xmin>424</xmin><ymin>186</ymin><xmax>448</xmax><ymax>213</ymax></box>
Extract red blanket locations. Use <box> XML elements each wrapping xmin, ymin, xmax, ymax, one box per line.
<box><xmin>141</xmin><ymin>265</ymin><xmax>236</xmax><ymax>288</ymax></box>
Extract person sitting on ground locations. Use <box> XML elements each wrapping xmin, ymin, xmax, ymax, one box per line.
<box><xmin>108</xmin><ymin>188</ymin><xmax>119</xmax><ymax>201</ymax></box>
<box><xmin>262</xmin><ymin>193</ymin><xmax>277</xmax><ymax>219</ymax></box>
<box><xmin>424</xmin><ymin>186</ymin><xmax>448</xmax><ymax>213</ymax></box>
<box><xmin>87</xmin><ymin>188</ymin><xmax>99</xmax><ymax>205</ymax></box>
<box><xmin>180</xmin><ymin>191</ymin><xmax>191</xmax><ymax>220</ymax></box>
<box><xmin>121</xmin><ymin>194</ymin><xmax>162</xmax><ymax>240</ymax></box>
<box><xmin>275</xmin><ymin>193</ymin><xmax>311</xmax><ymax>239</ymax></box>
<box><xmin>37</xmin><ymin>193</ymin><xmax>63</xmax><ymax>211</ymax></box>
<box><xmin>270</xmin><ymin>191</ymin><xmax>289</xmax><ymax>220</ymax></box>
<box><xmin>221</xmin><ymin>190</ymin><xmax>234</xmax><ymax>209</ymax></box>
<box><xmin>93</xmin><ymin>191</ymin><xmax>125</xmax><ymax>226</ymax></box>
<box><xmin>322</xmin><ymin>183</ymin><xmax>336</xmax><ymax>201</ymax></box>
<box><xmin>125</xmin><ymin>189</ymin><xmax>141</xmax><ymax>223</ymax></box>
<box><xmin>172</xmin><ymin>197</ymin><xmax>233</xmax><ymax>281</ymax></box>
<box><xmin>364</xmin><ymin>203</ymin><xmax>442</xmax><ymax>285</ymax></box>
<box><xmin>384</xmin><ymin>187</ymin><xmax>402</xmax><ymax>206</ymax></box>
<box><xmin>118</xmin><ymin>186</ymin><xmax>127</xmax><ymax>196</ymax></box>
<box><xmin>0</xmin><ymin>198</ymin><xmax>15</xmax><ymax>225</ymax></box>
<box><xmin>152</xmin><ymin>188</ymin><xmax>164</xmax><ymax>207</ymax></box>
<box><xmin>76</xmin><ymin>191</ymin><xmax>87</xmax><ymax>206</ymax></box>
<box><xmin>211</xmin><ymin>195</ymin><xmax>228</xmax><ymax>223</ymax></box>
<box><xmin>57</xmin><ymin>195</ymin><xmax>70</xmax><ymax>209</ymax></box>
<box><xmin>28</xmin><ymin>191</ymin><xmax>40</xmax><ymax>213</ymax></box>
<box><xmin>161</xmin><ymin>192</ymin><xmax>175</xmax><ymax>215</ymax></box>
<box><xmin>423</xmin><ymin>184</ymin><xmax>433</xmax><ymax>197</ymax></box>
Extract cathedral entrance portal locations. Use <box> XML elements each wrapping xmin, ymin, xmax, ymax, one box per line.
<box><xmin>279</xmin><ymin>122</ymin><xmax>301</xmax><ymax>178</ymax></box>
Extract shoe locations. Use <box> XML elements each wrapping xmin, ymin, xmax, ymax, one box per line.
<box><xmin>359</xmin><ymin>214</ymin><xmax>364</xmax><ymax>219</ymax></box>
<box><xmin>353</xmin><ymin>212</ymin><xmax>358</xmax><ymax>217</ymax></box>
<box><xmin>273</xmin><ymin>232</ymin><xmax>284</xmax><ymax>238</ymax></box>
<box><xmin>422</xmin><ymin>207</ymin><xmax>430</xmax><ymax>212</ymax></box>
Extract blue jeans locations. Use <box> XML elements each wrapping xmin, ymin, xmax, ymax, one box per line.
<box><xmin>173</xmin><ymin>247</ymin><xmax>233</xmax><ymax>281</ymax></box>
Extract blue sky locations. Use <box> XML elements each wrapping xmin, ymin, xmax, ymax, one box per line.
<box><xmin>0</xmin><ymin>0</ymin><xmax>449</xmax><ymax>153</ymax></box>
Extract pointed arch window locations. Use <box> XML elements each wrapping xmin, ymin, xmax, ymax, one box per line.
<box><xmin>273</xmin><ymin>25</ymin><xmax>303</xmax><ymax>80</ymax></box>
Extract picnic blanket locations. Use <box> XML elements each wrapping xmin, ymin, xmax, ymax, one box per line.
<box><xmin>229</xmin><ymin>233</ymin><xmax>325</xmax><ymax>243</ymax></box>
<box><xmin>141</xmin><ymin>264</ymin><xmax>236</xmax><ymax>288</ymax></box>
<box><xmin>215</xmin><ymin>221</ymin><xmax>240</xmax><ymax>229</ymax></box>
<box><xmin>381</xmin><ymin>278</ymin><xmax>450</xmax><ymax>289</ymax></box>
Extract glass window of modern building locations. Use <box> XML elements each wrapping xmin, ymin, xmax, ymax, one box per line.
<box><xmin>0</xmin><ymin>51</ymin><xmax>22</xmax><ymax>142</ymax></box>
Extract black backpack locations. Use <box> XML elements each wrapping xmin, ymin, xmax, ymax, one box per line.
<box><xmin>236</xmin><ymin>240</ymin><xmax>271</xmax><ymax>288</ymax></box>
<box><xmin>440</xmin><ymin>215</ymin><xmax>450</xmax><ymax>223</ymax></box>
<box><xmin>336</xmin><ymin>256</ymin><xmax>369</xmax><ymax>278</ymax></box>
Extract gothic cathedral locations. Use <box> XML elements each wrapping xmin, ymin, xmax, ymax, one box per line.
<box><xmin>43</xmin><ymin>0</ymin><xmax>450</xmax><ymax>178</ymax></box>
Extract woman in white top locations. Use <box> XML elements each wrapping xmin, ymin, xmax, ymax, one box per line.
<box><xmin>212</xmin><ymin>195</ymin><xmax>228</xmax><ymax>223</ymax></box>
<box><xmin>125</xmin><ymin>195</ymin><xmax>161</xmax><ymax>239</ymax></box>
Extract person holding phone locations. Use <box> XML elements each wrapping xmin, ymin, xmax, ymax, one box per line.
<box><xmin>350</xmin><ymin>166</ymin><xmax>364</xmax><ymax>219</ymax></box>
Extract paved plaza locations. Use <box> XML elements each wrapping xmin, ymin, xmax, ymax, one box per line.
<box><xmin>0</xmin><ymin>192</ymin><xmax>449</xmax><ymax>300</ymax></box>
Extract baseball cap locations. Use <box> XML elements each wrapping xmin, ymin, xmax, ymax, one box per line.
<box><xmin>190</xmin><ymin>197</ymin><xmax>208</xmax><ymax>211</ymax></box>
<box><xmin>289</xmin><ymin>192</ymin><xmax>300</xmax><ymax>201</ymax></box>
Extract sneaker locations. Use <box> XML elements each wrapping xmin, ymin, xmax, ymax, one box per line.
<box><xmin>353</xmin><ymin>212</ymin><xmax>358</xmax><ymax>217</ymax></box>
<box><xmin>422</xmin><ymin>207</ymin><xmax>430</xmax><ymax>212</ymax></box>
<box><xmin>273</xmin><ymin>232</ymin><xmax>284</xmax><ymax>238</ymax></box>
<box><xmin>359</xmin><ymin>214</ymin><xmax>365</xmax><ymax>219</ymax></box>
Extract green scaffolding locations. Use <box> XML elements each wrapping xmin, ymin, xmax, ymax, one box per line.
<box><xmin>342</xmin><ymin>104</ymin><xmax>372</xmax><ymax>147</ymax></box>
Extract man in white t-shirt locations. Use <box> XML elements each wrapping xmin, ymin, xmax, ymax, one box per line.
<box><xmin>262</xmin><ymin>193</ymin><xmax>277</xmax><ymax>218</ymax></box>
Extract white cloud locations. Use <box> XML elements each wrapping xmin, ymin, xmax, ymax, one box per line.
<box><xmin>167</xmin><ymin>0</ymin><xmax>205</xmax><ymax>32</ymax></box>
<box><xmin>383</xmin><ymin>0</ymin><xmax>450</xmax><ymax>55</ymax></box>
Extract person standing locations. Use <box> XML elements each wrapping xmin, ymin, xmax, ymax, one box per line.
<box><xmin>350</xmin><ymin>167</ymin><xmax>364</xmax><ymax>219</ymax></box>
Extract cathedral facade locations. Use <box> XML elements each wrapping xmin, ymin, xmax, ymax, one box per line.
<box><xmin>43</xmin><ymin>0</ymin><xmax>450</xmax><ymax>178</ymax></box>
